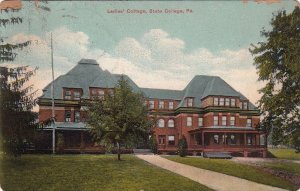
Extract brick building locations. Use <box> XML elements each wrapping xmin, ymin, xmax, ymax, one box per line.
<box><xmin>38</xmin><ymin>59</ymin><xmax>267</xmax><ymax>157</ymax></box>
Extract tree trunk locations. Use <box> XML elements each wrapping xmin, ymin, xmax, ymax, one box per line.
<box><xmin>117</xmin><ymin>142</ymin><xmax>121</xmax><ymax>161</ymax></box>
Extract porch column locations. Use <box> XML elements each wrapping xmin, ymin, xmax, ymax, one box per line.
<box><xmin>244</xmin><ymin>132</ymin><xmax>247</xmax><ymax>146</ymax></box>
<box><xmin>202</xmin><ymin>132</ymin><xmax>204</xmax><ymax>147</ymax></box>
<box><xmin>80</xmin><ymin>131</ymin><xmax>85</xmax><ymax>150</ymax></box>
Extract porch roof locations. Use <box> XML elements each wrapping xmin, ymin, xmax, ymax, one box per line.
<box><xmin>188</xmin><ymin>126</ymin><xmax>261</xmax><ymax>134</ymax></box>
<box><xmin>41</xmin><ymin>122</ymin><xmax>89</xmax><ymax>131</ymax></box>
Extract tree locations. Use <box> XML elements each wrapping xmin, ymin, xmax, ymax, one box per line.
<box><xmin>0</xmin><ymin>65</ymin><xmax>38</xmax><ymax>157</ymax></box>
<box><xmin>250</xmin><ymin>7</ymin><xmax>300</xmax><ymax>150</ymax></box>
<box><xmin>178</xmin><ymin>136</ymin><xmax>188</xmax><ymax>157</ymax></box>
<box><xmin>85</xmin><ymin>76</ymin><xmax>153</xmax><ymax>160</ymax></box>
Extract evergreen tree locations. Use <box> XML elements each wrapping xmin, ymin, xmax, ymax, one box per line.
<box><xmin>250</xmin><ymin>7</ymin><xmax>300</xmax><ymax>150</ymax></box>
<box><xmin>85</xmin><ymin>76</ymin><xmax>152</xmax><ymax>160</ymax></box>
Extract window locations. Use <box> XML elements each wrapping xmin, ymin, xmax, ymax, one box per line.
<box><xmin>74</xmin><ymin>111</ymin><xmax>80</xmax><ymax>122</ymax></box>
<box><xmin>225</xmin><ymin>98</ymin><xmax>230</xmax><ymax>106</ymax></box>
<box><xmin>158</xmin><ymin>135</ymin><xmax>166</xmax><ymax>145</ymax></box>
<box><xmin>149</xmin><ymin>100</ymin><xmax>154</xmax><ymax>109</ymax></box>
<box><xmin>187</xmin><ymin>98</ymin><xmax>193</xmax><ymax>107</ymax></box>
<box><xmin>213</xmin><ymin>116</ymin><xmax>219</xmax><ymax>126</ymax></box>
<box><xmin>198</xmin><ymin>117</ymin><xmax>203</xmax><ymax>127</ymax></box>
<box><xmin>214</xmin><ymin>97</ymin><xmax>219</xmax><ymax>106</ymax></box>
<box><xmin>230</xmin><ymin>116</ymin><xmax>235</xmax><ymax>126</ymax></box>
<box><xmin>168</xmin><ymin>135</ymin><xmax>175</xmax><ymax>145</ymax></box>
<box><xmin>74</xmin><ymin>90</ymin><xmax>80</xmax><ymax>100</ymax></box>
<box><xmin>246</xmin><ymin>118</ymin><xmax>252</xmax><ymax>127</ymax></box>
<box><xmin>221</xmin><ymin>116</ymin><xmax>227</xmax><ymax>126</ymax></box>
<box><xmin>168</xmin><ymin>119</ymin><xmax>174</xmax><ymax>128</ymax></box>
<box><xmin>99</xmin><ymin>90</ymin><xmax>105</xmax><ymax>99</ymax></box>
<box><xmin>239</xmin><ymin>102</ymin><xmax>243</xmax><ymax>109</ymax></box>
<box><xmin>219</xmin><ymin>98</ymin><xmax>224</xmax><ymax>106</ymax></box>
<box><xmin>187</xmin><ymin>117</ymin><xmax>192</xmax><ymax>127</ymax></box>
<box><xmin>231</xmin><ymin>98</ymin><xmax>236</xmax><ymax>107</ymax></box>
<box><xmin>91</xmin><ymin>89</ymin><xmax>97</xmax><ymax>97</ymax></box>
<box><xmin>65</xmin><ymin>90</ymin><xmax>71</xmax><ymax>100</ymax></box>
<box><xmin>247</xmin><ymin>135</ymin><xmax>253</xmax><ymax>145</ymax></box>
<box><xmin>229</xmin><ymin>134</ymin><xmax>236</xmax><ymax>145</ymax></box>
<box><xmin>108</xmin><ymin>89</ymin><xmax>114</xmax><ymax>96</ymax></box>
<box><xmin>158</xmin><ymin>119</ymin><xmax>165</xmax><ymax>128</ymax></box>
<box><xmin>65</xmin><ymin>110</ymin><xmax>71</xmax><ymax>122</ymax></box>
<box><xmin>213</xmin><ymin>135</ymin><xmax>219</xmax><ymax>144</ymax></box>
<box><xmin>159</xmin><ymin>101</ymin><xmax>164</xmax><ymax>109</ymax></box>
<box><xmin>243</xmin><ymin>102</ymin><xmax>248</xmax><ymax>110</ymax></box>
<box><xmin>169</xmin><ymin>101</ymin><xmax>174</xmax><ymax>110</ymax></box>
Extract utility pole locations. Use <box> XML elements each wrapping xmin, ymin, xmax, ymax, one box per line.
<box><xmin>51</xmin><ymin>33</ymin><xmax>56</xmax><ymax>154</ymax></box>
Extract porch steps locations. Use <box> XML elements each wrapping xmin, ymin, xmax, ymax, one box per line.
<box><xmin>203</xmin><ymin>152</ymin><xmax>232</xmax><ymax>159</ymax></box>
<box><xmin>133</xmin><ymin>149</ymin><xmax>153</xmax><ymax>155</ymax></box>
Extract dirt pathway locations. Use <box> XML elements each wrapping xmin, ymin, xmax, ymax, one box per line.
<box><xmin>136</xmin><ymin>154</ymin><xmax>287</xmax><ymax>191</ymax></box>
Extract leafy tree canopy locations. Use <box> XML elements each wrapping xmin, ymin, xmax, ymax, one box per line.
<box><xmin>250</xmin><ymin>7</ymin><xmax>300</xmax><ymax>149</ymax></box>
<box><xmin>85</xmin><ymin>76</ymin><xmax>153</xmax><ymax>160</ymax></box>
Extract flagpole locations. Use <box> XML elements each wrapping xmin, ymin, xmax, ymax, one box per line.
<box><xmin>51</xmin><ymin>33</ymin><xmax>56</xmax><ymax>154</ymax></box>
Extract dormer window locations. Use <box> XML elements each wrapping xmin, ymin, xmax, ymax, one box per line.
<box><xmin>91</xmin><ymin>89</ymin><xmax>97</xmax><ymax>97</ymax></box>
<box><xmin>65</xmin><ymin>110</ymin><xmax>71</xmax><ymax>122</ymax></box>
<box><xmin>169</xmin><ymin>101</ymin><xmax>174</xmax><ymax>110</ymax></box>
<box><xmin>159</xmin><ymin>101</ymin><xmax>164</xmax><ymax>109</ymax></box>
<box><xmin>231</xmin><ymin>98</ymin><xmax>236</xmax><ymax>107</ymax></box>
<box><xmin>225</xmin><ymin>98</ymin><xmax>230</xmax><ymax>106</ymax></box>
<box><xmin>219</xmin><ymin>98</ymin><xmax>224</xmax><ymax>106</ymax></box>
<box><xmin>99</xmin><ymin>90</ymin><xmax>105</xmax><ymax>99</ymax></box>
<box><xmin>243</xmin><ymin>102</ymin><xmax>248</xmax><ymax>110</ymax></box>
<box><xmin>74</xmin><ymin>90</ymin><xmax>81</xmax><ymax>100</ymax></box>
<box><xmin>65</xmin><ymin>90</ymin><xmax>71</xmax><ymax>100</ymax></box>
<box><xmin>213</xmin><ymin>97</ymin><xmax>218</xmax><ymax>106</ymax></box>
<box><xmin>149</xmin><ymin>100</ymin><xmax>154</xmax><ymax>109</ymax></box>
<box><xmin>186</xmin><ymin>98</ymin><xmax>193</xmax><ymax>107</ymax></box>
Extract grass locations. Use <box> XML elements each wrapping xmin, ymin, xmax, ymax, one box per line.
<box><xmin>164</xmin><ymin>156</ymin><xmax>294</xmax><ymax>190</ymax></box>
<box><xmin>263</xmin><ymin>162</ymin><xmax>300</xmax><ymax>176</ymax></box>
<box><xmin>0</xmin><ymin>154</ymin><xmax>212</xmax><ymax>191</ymax></box>
<box><xmin>268</xmin><ymin>148</ymin><xmax>300</xmax><ymax>160</ymax></box>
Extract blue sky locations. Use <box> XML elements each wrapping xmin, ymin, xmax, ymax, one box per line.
<box><xmin>2</xmin><ymin>0</ymin><xmax>298</xmax><ymax>106</ymax></box>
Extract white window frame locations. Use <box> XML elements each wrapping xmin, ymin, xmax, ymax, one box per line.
<box><xmin>231</xmin><ymin>98</ymin><xmax>236</xmax><ymax>107</ymax></box>
<box><xmin>74</xmin><ymin>90</ymin><xmax>80</xmax><ymax>100</ymax></box>
<box><xmin>169</xmin><ymin>101</ymin><xmax>174</xmax><ymax>110</ymax></box>
<box><xmin>214</xmin><ymin>97</ymin><xmax>219</xmax><ymax>106</ymax></box>
<box><xmin>158</xmin><ymin>119</ymin><xmax>165</xmax><ymax>128</ymax></box>
<box><xmin>246</xmin><ymin>118</ymin><xmax>252</xmax><ymax>127</ymax></box>
<box><xmin>198</xmin><ymin>117</ymin><xmax>203</xmax><ymax>127</ymax></box>
<box><xmin>187</xmin><ymin>98</ymin><xmax>193</xmax><ymax>107</ymax></box>
<box><xmin>225</xmin><ymin>98</ymin><xmax>230</xmax><ymax>106</ymax></box>
<box><xmin>230</xmin><ymin>116</ymin><xmax>235</xmax><ymax>126</ymax></box>
<box><xmin>168</xmin><ymin>135</ymin><xmax>175</xmax><ymax>145</ymax></box>
<box><xmin>65</xmin><ymin>110</ymin><xmax>71</xmax><ymax>122</ymax></box>
<box><xmin>187</xmin><ymin>117</ymin><xmax>192</xmax><ymax>127</ymax></box>
<box><xmin>219</xmin><ymin>98</ymin><xmax>225</xmax><ymax>106</ymax></box>
<box><xmin>221</xmin><ymin>116</ymin><xmax>227</xmax><ymax>126</ymax></box>
<box><xmin>65</xmin><ymin>90</ymin><xmax>71</xmax><ymax>100</ymax></box>
<box><xmin>243</xmin><ymin>102</ymin><xmax>248</xmax><ymax>110</ymax></box>
<box><xmin>159</xmin><ymin>100</ymin><xmax>164</xmax><ymax>109</ymax></box>
<box><xmin>149</xmin><ymin>100</ymin><xmax>154</xmax><ymax>109</ymax></box>
<box><xmin>213</xmin><ymin>116</ymin><xmax>219</xmax><ymax>126</ymax></box>
<box><xmin>74</xmin><ymin>111</ymin><xmax>80</xmax><ymax>123</ymax></box>
<box><xmin>168</xmin><ymin>119</ymin><xmax>174</xmax><ymax>128</ymax></box>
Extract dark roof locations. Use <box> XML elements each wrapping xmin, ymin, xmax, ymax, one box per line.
<box><xmin>40</xmin><ymin>59</ymin><xmax>256</xmax><ymax>109</ymax></box>
<box><xmin>141</xmin><ymin>88</ymin><xmax>183</xmax><ymax>100</ymax></box>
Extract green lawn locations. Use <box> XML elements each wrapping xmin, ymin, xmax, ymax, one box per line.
<box><xmin>164</xmin><ymin>156</ymin><xmax>294</xmax><ymax>190</ymax></box>
<box><xmin>268</xmin><ymin>148</ymin><xmax>300</xmax><ymax>160</ymax></box>
<box><xmin>0</xmin><ymin>154</ymin><xmax>212</xmax><ymax>191</ymax></box>
<box><xmin>263</xmin><ymin>162</ymin><xmax>300</xmax><ymax>176</ymax></box>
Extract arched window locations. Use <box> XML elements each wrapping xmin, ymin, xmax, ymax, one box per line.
<box><xmin>168</xmin><ymin>119</ymin><xmax>174</xmax><ymax>128</ymax></box>
<box><xmin>158</xmin><ymin>119</ymin><xmax>165</xmax><ymax>128</ymax></box>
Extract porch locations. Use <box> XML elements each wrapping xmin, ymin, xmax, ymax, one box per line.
<box><xmin>189</xmin><ymin>129</ymin><xmax>267</xmax><ymax>157</ymax></box>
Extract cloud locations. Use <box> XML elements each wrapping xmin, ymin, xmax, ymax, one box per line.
<box><xmin>5</xmin><ymin>27</ymin><xmax>262</xmax><ymax>107</ymax></box>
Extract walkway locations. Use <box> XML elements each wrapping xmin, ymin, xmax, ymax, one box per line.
<box><xmin>136</xmin><ymin>154</ymin><xmax>287</xmax><ymax>191</ymax></box>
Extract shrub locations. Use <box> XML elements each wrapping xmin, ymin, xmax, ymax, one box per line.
<box><xmin>149</xmin><ymin>135</ymin><xmax>158</xmax><ymax>154</ymax></box>
<box><xmin>178</xmin><ymin>136</ymin><xmax>188</xmax><ymax>157</ymax></box>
